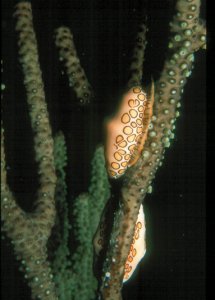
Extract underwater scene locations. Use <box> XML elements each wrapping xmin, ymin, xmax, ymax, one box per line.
<box><xmin>1</xmin><ymin>0</ymin><xmax>206</xmax><ymax>299</ymax></box>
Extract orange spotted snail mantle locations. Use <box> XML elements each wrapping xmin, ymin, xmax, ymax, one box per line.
<box><xmin>104</xmin><ymin>82</ymin><xmax>154</xmax><ymax>282</ymax></box>
<box><xmin>104</xmin><ymin>83</ymin><xmax>154</xmax><ymax>178</ymax></box>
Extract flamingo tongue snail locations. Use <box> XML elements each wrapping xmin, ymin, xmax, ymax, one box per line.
<box><xmin>104</xmin><ymin>81</ymin><xmax>155</xmax><ymax>179</ymax></box>
<box><xmin>123</xmin><ymin>204</ymin><xmax>146</xmax><ymax>283</ymax></box>
<box><xmin>93</xmin><ymin>204</ymin><xmax>146</xmax><ymax>283</ymax></box>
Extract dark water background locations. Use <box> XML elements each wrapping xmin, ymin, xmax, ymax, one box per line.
<box><xmin>1</xmin><ymin>0</ymin><xmax>205</xmax><ymax>299</ymax></box>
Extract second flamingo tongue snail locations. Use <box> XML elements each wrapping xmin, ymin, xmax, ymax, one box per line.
<box><xmin>123</xmin><ymin>204</ymin><xmax>146</xmax><ymax>283</ymax></box>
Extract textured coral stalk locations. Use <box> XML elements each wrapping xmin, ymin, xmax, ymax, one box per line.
<box><xmin>127</xmin><ymin>23</ymin><xmax>148</xmax><ymax>88</ymax></box>
<box><xmin>55</xmin><ymin>26</ymin><xmax>93</xmax><ymax>105</ymax></box>
<box><xmin>1</xmin><ymin>2</ymin><xmax>58</xmax><ymax>299</ymax></box>
<box><xmin>98</xmin><ymin>0</ymin><xmax>206</xmax><ymax>299</ymax></box>
<box><xmin>13</xmin><ymin>1</ymin><xmax>57</xmax><ymax>216</ymax></box>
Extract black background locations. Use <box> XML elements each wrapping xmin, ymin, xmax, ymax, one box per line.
<box><xmin>1</xmin><ymin>0</ymin><xmax>205</xmax><ymax>299</ymax></box>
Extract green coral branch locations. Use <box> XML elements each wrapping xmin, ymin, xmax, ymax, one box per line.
<box><xmin>71</xmin><ymin>193</ymin><xmax>97</xmax><ymax>300</ymax></box>
<box><xmin>68</xmin><ymin>146</ymin><xmax>110</xmax><ymax>300</ymax></box>
<box><xmin>50</xmin><ymin>143</ymin><xmax>110</xmax><ymax>300</ymax></box>
<box><xmin>51</xmin><ymin>131</ymin><xmax>74</xmax><ymax>300</ymax></box>
<box><xmin>88</xmin><ymin>146</ymin><xmax>111</xmax><ymax>235</ymax></box>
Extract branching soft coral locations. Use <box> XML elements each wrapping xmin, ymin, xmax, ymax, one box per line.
<box><xmin>1</xmin><ymin>1</ymin><xmax>206</xmax><ymax>300</ymax></box>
